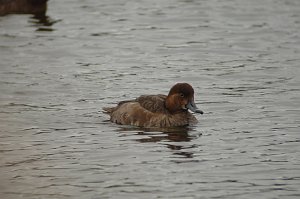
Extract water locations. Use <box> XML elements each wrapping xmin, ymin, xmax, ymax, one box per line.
<box><xmin>1</xmin><ymin>0</ymin><xmax>300</xmax><ymax>198</ymax></box>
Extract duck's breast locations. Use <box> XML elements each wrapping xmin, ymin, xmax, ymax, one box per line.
<box><xmin>151</xmin><ymin>112</ymin><xmax>198</xmax><ymax>127</ymax></box>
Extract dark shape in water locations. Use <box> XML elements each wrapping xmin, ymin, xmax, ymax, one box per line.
<box><xmin>0</xmin><ymin>0</ymin><xmax>48</xmax><ymax>16</ymax></box>
<box><xmin>30</xmin><ymin>12</ymin><xmax>61</xmax><ymax>31</ymax></box>
<box><xmin>118</xmin><ymin>125</ymin><xmax>200</xmax><ymax>143</ymax></box>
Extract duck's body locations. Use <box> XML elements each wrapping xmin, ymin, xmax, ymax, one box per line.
<box><xmin>103</xmin><ymin>83</ymin><xmax>203</xmax><ymax>128</ymax></box>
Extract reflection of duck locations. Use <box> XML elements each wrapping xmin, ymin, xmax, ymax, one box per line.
<box><xmin>103</xmin><ymin>83</ymin><xmax>203</xmax><ymax>128</ymax></box>
<box><xmin>138</xmin><ymin>131</ymin><xmax>192</xmax><ymax>143</ymax></box>
<box><xmin>118</xmin><ymin>126</ymin><xmax>201</xmax><ymax>159</ymax></box>
<box><xmin>118</xmin><ymin>126</ymin><xmax>193</xmax><ymax>142</ymax></box>
<box><xmin>0</xmin><ymin>0</ymin><xmax>48</xmax><ymax>16</ymax></box>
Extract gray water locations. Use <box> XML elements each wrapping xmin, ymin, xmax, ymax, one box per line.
<box><xmin>1</xmin><ymin>0</ymin><xmax>300</xmax><ymax>198</ymax></box>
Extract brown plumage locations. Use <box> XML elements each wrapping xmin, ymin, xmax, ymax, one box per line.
<box><xmin>0</xmin><ymin>0</ymin><xmax>48</xmax><ymax>16</ymax></box>
<box><xmin>103</xmin><ymin>83</ymin><xmax>203</xmax><ymax>128</ymax></box>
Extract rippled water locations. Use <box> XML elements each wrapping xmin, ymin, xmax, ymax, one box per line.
<box><xmin>1</xmin><ymin>0</ymin><xmax>300</xmax><ymax>198</ymax></box>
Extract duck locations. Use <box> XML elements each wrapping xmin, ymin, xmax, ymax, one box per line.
<box><xmin>103</xmin><ymin>83</ymin><xmax>203</xmax><ymax>128</ymax></box>
<box><xmin>0</xmin><ymin>0</ymin><xmax>48</xmax><ymax>16</ymax></box>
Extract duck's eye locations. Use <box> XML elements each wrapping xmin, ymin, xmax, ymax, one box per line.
<box><xmin>180</xmin><ymin>93</ymin><xmax>185</xmax><ymax>98</ymax></box>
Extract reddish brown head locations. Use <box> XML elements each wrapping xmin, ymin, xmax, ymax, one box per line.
<box><xmin>165</xmin><ymin>83</ymin><xmax>203</xmax><ymax>114</ymax></box>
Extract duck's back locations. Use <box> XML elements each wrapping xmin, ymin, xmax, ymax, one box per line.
<box><xmin>136</xmin><ymin>94</ymin><xmax>168</xmax><ymax>113</ymax></box>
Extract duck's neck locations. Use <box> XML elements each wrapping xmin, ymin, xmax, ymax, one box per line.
<box><xmin>165</xmin><ymin>96</ymin><xmax>186</xmax><ymax>114</ymax></box>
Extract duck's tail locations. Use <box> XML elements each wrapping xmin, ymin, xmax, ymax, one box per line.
<box><xmin>102</xmin><ymin>107</ymin><xmax>115</xmax><ymax>114</ymax></box>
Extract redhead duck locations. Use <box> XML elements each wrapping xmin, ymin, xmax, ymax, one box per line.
<box><xmin>103</xmin><ymin>83</ymin><xmax>203</xmax><ymax>128</ymax></box>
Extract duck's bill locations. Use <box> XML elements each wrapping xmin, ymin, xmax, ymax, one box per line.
<box><xmin>186</xmin><ymin>101</ymin><xmax>204</xmax><ymax>114</ymax></box>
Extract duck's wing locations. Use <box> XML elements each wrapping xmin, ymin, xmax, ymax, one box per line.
<box><xmin>103</xmin><ymin>94</ymin><xmax>167</xmax><ymax>115</ymax></box>
<box><xmin>103</xmin><ymin>99</ymin><xmax>135</xmax><ymax>114</ymax></box>
<box><xmin>135</xmin><ymin>94</ymin><xmax>167</xmax><ymax>113</ymax></box>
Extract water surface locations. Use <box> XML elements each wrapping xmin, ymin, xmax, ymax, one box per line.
<box><xmin>1</xmin><ymin>0</ymin><xmax>300</xmax><ymax>198</ymax></box>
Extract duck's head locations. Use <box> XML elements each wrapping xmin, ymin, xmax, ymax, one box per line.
<box><xmin>165</xmin><ymin>83</ymin><xmax>203</xmax><ymax>114</ymax></box>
